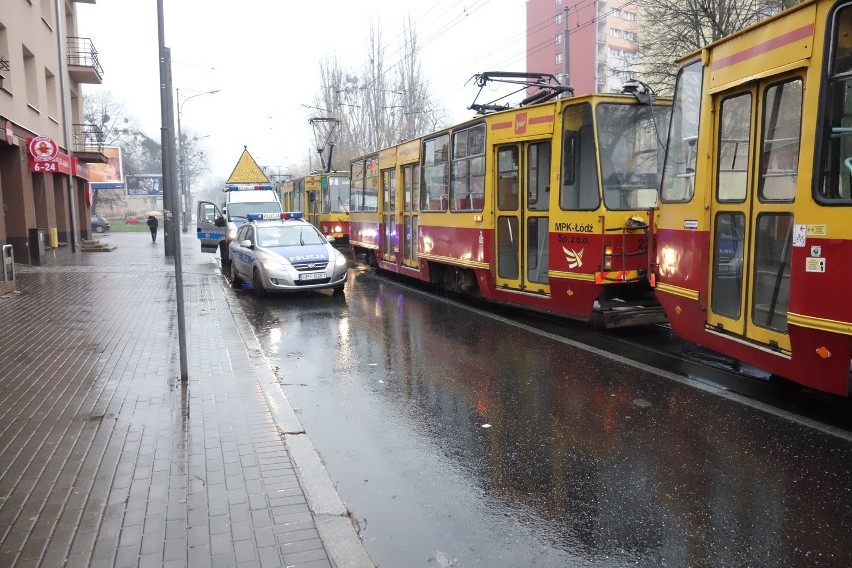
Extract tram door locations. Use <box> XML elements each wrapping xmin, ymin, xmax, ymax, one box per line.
<box><xmin>494</xmin><ymin>142</ymin><xmax>551</xmax><ymax>293</ymax></box>
<box><xmin>707</xmin><ymin>76</ymin><xmax>801</xmax><ymax>352</ymax></box>
<box><xmin>306</xmin><ymin>188</ymin><xmax>320</xmax><ymax>228</ymax></box>
<box><xmin>400</xmin><ymin>163</ymin><xmax>419</xmax><ymax>268</ymax></box>
<box><xmin>381</xmin><ymin>167</ymin><xmax>397</xmax><ymax>263</ymax></box>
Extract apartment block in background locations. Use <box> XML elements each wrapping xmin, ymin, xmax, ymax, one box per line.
<box><xmin>526</xmin><ymin>0</ymin><xmax>638</xmax><ymax>95</ymax></box>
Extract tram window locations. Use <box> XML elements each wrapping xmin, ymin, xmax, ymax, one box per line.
<box><xmin>423</xmin><ymin>135</ymin><xmax>449</xmax><ymax>211</ymax></box>
<box><xmin>363</xmin><ymin>157</ymin><xmax>379</xmax><ymax>213</ymax></box>
<box><xmin>831</xmin><ymin>5</ymin><xmax>852</xmax><ymax>76</ymax></box>
<box><xmin>752</xmin><ymin>213</ymin><xmax>792</xmax><ymax>333</ymax></box>
<box><xmin>497</xmin><ymin>216</ymin><xmax>519</xmax><ymax>279</ymax></box>
<box><xmin>350</xmin><ymin>161</ymin><xmax>363</xmax><ymax>212</ymax></box>
<box><xmin>527</xmin><ymin>142</ymin><xmax>551</xmax><ymax>212</ymax></box>
<box><xmin>451</xmin><ymin>124</ymin><xmax>486</xmax><ymax>212</ymax></box>
<box><xmin>560</xmin><ymin>103</ymin><xmax>599</xmax><ymax>210</ymax></box>
<box><xmin>330</xmin><ymin>177</ymin><xmax>350</xmax><ymax>213</ymax></box>
<box><xmin>403</xmin><ymin>167</ymin><xmax>411</xmax><ymax>212</ymax></box>
<box><xmin>716</xmin><ymin>93</ymin><xmax>751</xmax><ymax>203</ymax></box>
<box><xmin>818</xmin><ymin>5</ymin><xmax>852</xmax><ymax>203</ymax></box>
<box><xmin>497</xmin><ymin>147</ymin><xmax>519</xmax><ymax>211</ymax></box>
<box><xmin>597</xmin><ymin>102</ymin><xmax>669</xmax><ymax>210</ymax></box>
<box><xmin>711</xmin><ymin>212</ymin><xmax>745</xmax><ymax>319</ymax></box>
<box><xmin>661</xmin><ymin>61</ymin><xmax>703</xmax><ymax>203</ymax></box>
<box><xmin>410</xmin><ymin>165</ymin><xmax>420</xmax><ymax>212</ymax></box>
<box><xmin>382</xmin><ymin>169</ymin><xmax>396</xmax><ymax>211</ymax></box>
<box><xmin>758</xmin><ymin>79</ymin><xmax>801</xmax><ymax>202</ymax></box>
<box><xmin>526</xmin><ymin>217</ymin><xmax>549</xmax><ymax>284</ymax></box>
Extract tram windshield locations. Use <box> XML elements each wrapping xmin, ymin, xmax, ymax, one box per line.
<box><xmin>326</xmin><ymin>177</ymin><xmax>350</xmax><ymax>213</ymax></box>
<box><xmin>660</xmin><ymin>62</ymin><xmax>704</xmax><ymax>203</ymax></box>
<box><xmin>595</xmin><ymin>102</ymin><xmax>671</xmax><ymax>210</ymax></box>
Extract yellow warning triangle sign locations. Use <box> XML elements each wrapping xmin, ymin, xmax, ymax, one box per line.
<box><xmin>226</xmin><ymin>147</ymin><xmax>270</xmax><ymax>184</ymax></box>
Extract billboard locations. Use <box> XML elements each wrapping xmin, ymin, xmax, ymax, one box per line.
<box><xmin>89</xmin><ymin>146</ymin><xmax>123</xmax><ymax>189</ymax></box>
<box><xmin>126</xmin><ymin>174</ymin><xmax>163</xmax><ymax>197</ymax></box>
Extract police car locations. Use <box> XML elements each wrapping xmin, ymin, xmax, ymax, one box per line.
<box><xmin>228</xmin><ymin>212</ymin><xmax>348</xmax><ymax>296</ymax></box>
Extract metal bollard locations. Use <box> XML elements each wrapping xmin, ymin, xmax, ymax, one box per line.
<box><xmin>1</xmin><ymin>245</ymin><xmax>13</xmax><ymax>283</ymax></box>
<box><xmin>1</xmin><ymin>244</ymin><xmax>14</xmax><ymax>294</ymax></box>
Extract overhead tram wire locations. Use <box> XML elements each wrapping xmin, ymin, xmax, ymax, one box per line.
<box><xmin>341</xmin><ymin>0</ymin><xmax>495</xmax><ymax>99</ymax></box>
<box><xmin>403</xmin><ymin>0</ymin><xmax>640</xmax><ymax>117</ymax></box>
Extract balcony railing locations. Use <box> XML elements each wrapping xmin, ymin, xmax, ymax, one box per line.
<box><xmin>72</xmin><ymin>124</ymin><xmax>104</xmax><ymax>154</ymax></box>
<box><xmin>67</xmin><ymin>37</ymin><xmax>103</xmax><ymax>84</ymax></box>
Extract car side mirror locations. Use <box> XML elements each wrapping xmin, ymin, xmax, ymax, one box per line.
<box><xmin>326</xmin><ymin>236</ymin><xmax>336</xmax><ymax>243</ymax></box>
<box><xmin>239</xmin><ymin>239</ymin><xmax>253</xmax><ymax>249</ymax></box>
<box><xmin>214</xmin><ymin>216</ymin><xmax>226</xmax><ymax>227</ymax></box>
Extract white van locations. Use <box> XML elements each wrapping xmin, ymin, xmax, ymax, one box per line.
<box><xmin>196</xmin><ymin>184</ymin><xmax>283</xmax><ymax>267</ymax></box>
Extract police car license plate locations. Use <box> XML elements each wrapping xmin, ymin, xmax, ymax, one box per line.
<box><xmin>299</xmin><ymin>272</ymin><xmax>325</xmax><ymax>281</ymax></box>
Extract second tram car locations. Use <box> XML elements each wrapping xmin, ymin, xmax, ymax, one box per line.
<box><xmin>281</xmin><ymin>172</ymin><xmax>351</xmax><ymax>242</ymax></box>
<box><xmin>350</xmin><ymin>85</ymin><xmax>671</xmax><ymax>328</ymax></box>
<box><xmin>655</xmin><ymin>0</ymin><xmax>852</xmax><ymax>395</ymax></box>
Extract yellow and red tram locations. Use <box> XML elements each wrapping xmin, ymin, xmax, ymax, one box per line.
<box><xmin>655</xmin><ymin>0</ymin><xmax>852</xmax><ymax>395</ymax></box>
<box><xmin>281</xmin><ymin>172</ymin><xmax>350</xmax><ymax>241</ymax></box>
<box><xmin>350</xmin><ymin>86</ymin><xmax>671</xmax><ymax>327</ymax></box>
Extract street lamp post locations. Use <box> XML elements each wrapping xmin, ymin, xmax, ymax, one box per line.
<box><xmin>176</xmin><ymin>88</ymin><xmax>218</xmax><ymax>232</ymax></box>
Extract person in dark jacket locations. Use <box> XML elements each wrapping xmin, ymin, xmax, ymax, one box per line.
<box><xmin>146</xmin><ymin>215</ymin><xmax>159</xmax><ymax>243</ymax></box>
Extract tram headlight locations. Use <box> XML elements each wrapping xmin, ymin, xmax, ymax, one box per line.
<box><xmin>658</xmin><ymin>245</ymin><xmax>680</xmax><ymax>277</ymax></box>
<box><xmin>604</xmin><ymin>246</ymin><xmax>613</xmax><ymax>270</ymax></box>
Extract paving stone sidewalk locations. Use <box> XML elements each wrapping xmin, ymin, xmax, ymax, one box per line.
<box><xmin>0</xmin><ymin>231</ymin><xmax>372</xmax><ymax>568</ymax></box>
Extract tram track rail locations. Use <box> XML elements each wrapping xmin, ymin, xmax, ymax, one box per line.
<box><xmin>358</xmin><ymin>264</ymin><xmax>852</xmax><ymax>436</ymax></box>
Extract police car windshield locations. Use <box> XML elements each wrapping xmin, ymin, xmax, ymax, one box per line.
<box><xmin>229</xmin><ymin>202</ymin><xmax>282</xmax><ymax>219</ymax></box>
<box><xmin>257</xmin><ymin>225</ymin><xmax>325</xmax><ymax>247</ymax></box>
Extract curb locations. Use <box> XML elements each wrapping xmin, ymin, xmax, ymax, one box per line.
<box><xmin>222</xmin><ymin>277</ymin><xmax>375</xmax><ymax>568</ymax></box>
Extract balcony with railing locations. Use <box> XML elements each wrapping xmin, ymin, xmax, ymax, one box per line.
<box><xmin>67</xmin><ymin>37</ymin><xmax>103</xmax><ymax>84</ymax></box>
<box><xmin>71</xmin><ymin>124</ymin><xmax>108</xmax><ymax>163</ymax></box>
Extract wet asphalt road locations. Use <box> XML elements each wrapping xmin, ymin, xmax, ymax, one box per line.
<box><xmin>231</xmin><ymin>263</ymin><xmax>852</xmax><ymax>568</ymax></box>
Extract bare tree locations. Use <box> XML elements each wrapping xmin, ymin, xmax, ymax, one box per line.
<box><xmin>177</xmin><ymin>129</ymin><xmax>211</xmax><ymax>199</ymax></box>
<box><xmin>637</xmin><ymin>0</ymin><xmax>803</xmax><ymax>95</ymax></box>
<box><xmin>313</xmin><ymin>19</ymin><xmax>449</xmax><ymax>170</ymax></box>
<box><xmin>83</xmin><ymin>91</ymin><xmax>163</xmax><ymax>213</ymax></box>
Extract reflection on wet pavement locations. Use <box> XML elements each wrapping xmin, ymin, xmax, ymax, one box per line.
<box><xmin>238</xmin><ymin>269</ymin><xmax>852</xmax><ymax>567</ymax></box>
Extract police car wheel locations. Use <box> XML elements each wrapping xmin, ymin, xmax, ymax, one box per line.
<box><xmin>229</xmin><ymin>262</ymin><xmax>243</xmax><ymax>289</ymax></box>
<box><xmin>253</xmin><ymin>269</ymin><xmax>266</xmax><ymax>297</ymax></box>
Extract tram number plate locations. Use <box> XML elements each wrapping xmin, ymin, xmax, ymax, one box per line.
<box><xmin>299</xmin><ymin>272</ymin><xmax>325</xmax><ymax>281</ymax></box>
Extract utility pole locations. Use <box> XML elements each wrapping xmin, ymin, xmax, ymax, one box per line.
<box><xmin>157</xmin><ymin>0</ymin><xmax>189</xmax><ymax>382</ymax></box>
<box><xmin>563</xmin><ymin>5</ymin><xmax>570</xmax><ymax>87</ymax></box>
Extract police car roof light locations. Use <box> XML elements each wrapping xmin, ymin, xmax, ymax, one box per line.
<box><xmin>246</xmin><ymin>211</ymin><xmax>304</xmax><ymax>222</ymax></box>
<box><xmin>225</xmin><ymin>184</ymin><xmax>274</xmax><ymax>192</ymax></box>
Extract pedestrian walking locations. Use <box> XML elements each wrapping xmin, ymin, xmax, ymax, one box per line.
<box><xmin>146</xmin><ymin>214</ymin><xmax>159</xmax><ymax>243</ymax></box>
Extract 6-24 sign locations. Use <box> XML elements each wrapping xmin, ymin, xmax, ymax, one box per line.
<box><xmin>32</xmin><ymin>161</ymin><xmax>58</xmax><ymax>173</ymax></box>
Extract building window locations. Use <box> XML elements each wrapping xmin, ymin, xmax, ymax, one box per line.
<box><xmin>556</xmin><ymin>13</ymin><xmax>563</xmax><ymax>25</ymax></box>
<box><xmin>611</xmin><ymin>28</ymin><xmax>621</xmax><ymax>38</ymax></box>
<box><xmin>0</xmin><ymin>24</ymin><xmax>10</xmax><ymax>89</ymax></box>
<box><xmin>624</xmin><ymin>11</ymin><xmax>636</xmax><ymax>21</ymax></box>
<box><xmin>45</xmin><ymin>69</ymin><xmax>58</xmax><ymax>118</ymax></box>
<box><xmin>556</xmin><ymin>53</ymin><xmax>563</xmax><ymax>64</ymax></box>
<box><xmin>612</xmin><ymin>9</ymin><xmax>621</xmax><ymax>18</ymax></box>
<box><xmin>556</xmin><ymin>0</ymin><xmax>562</xmax><ymax>4</ymax></box>
<box><xmin>556</xmin><ymin>33</ymin><xmax>563</xmax><ymax>44</ymax></box>
<box><xmin>23</xmin><ymin>45</ymin><xmax>37</xmax><ymax>106</ymax></box>
<box><xmin>625</xmin><ymin>31</ymin><xmax>637</xmax><ymax>41</ymax></box>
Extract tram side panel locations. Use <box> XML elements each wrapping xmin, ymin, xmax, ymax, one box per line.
<box><xmin>655</xmin><ymin>0</ymin><xmax>852</xmax><ymax>395</ymax></box>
